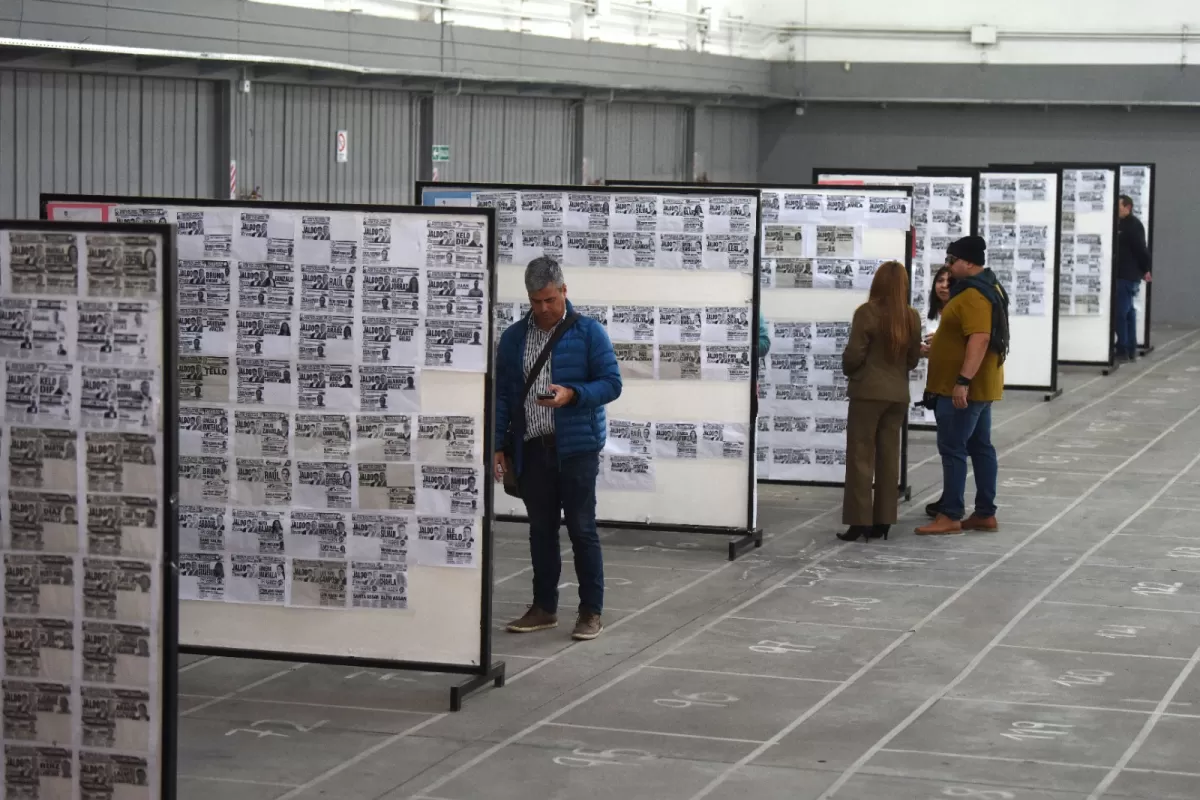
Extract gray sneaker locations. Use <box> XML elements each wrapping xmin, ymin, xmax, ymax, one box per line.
<box><xmin>571</xmin><ymin>611</ymin><xmax>603</xmax><ymax>641</ymax></box>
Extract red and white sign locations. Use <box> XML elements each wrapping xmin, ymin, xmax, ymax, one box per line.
<box><xmin>230</xmin><ymin>159</ymin><xmax>238</xmax><ymax>200</ymax></box>
<box><xmin>336</xmin><ymin>130</ymin><xmax>348</xmax><ymax>163</ymax></box>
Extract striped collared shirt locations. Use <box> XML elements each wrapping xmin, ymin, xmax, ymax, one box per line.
<box><xmin>523</xmin><ymin>312</ymin><xmax>565</xmax><ymax>441</ymax></box>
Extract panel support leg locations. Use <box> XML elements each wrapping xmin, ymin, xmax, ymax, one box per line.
<box><xmin>728</xmin><ymin>528</ymin><xmax>763</xmax><ymax>561</ymax></box>
<box><xmin>1043</xmin><ymin>388</ymin><xmax>1064</xmax><ymax>402</ymax></box>
<box><xmin>449</xmin><ymin>661</ymin><xmax>506</xmax><ymax>712</ymax></box>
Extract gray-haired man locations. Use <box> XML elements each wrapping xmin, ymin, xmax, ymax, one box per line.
<box><xmin>493</xmin><ymin>257</ymin><xmax>622</xmax><ymax>640</ymax></box>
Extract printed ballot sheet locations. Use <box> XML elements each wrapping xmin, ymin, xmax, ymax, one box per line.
<box><xmin>1</xmin><ymin>221</ymin><xmax>169</xmax><ymax>800</ymax></box>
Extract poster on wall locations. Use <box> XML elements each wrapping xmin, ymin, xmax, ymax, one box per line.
<box><xmin>0</xmin><ymin>220</ymin><xmax>175</xmax><ymax>800</ymax></box>
<box><xmin>1056</xmin><ymin>169</ymin><xmax>1112</xmax><ymax>317</ymax></box>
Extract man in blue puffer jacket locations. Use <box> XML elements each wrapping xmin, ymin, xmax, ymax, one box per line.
<box><xmin>494</xmin><ymin>257</ymin><xmax>622</xmax><ymax>641</ymax></box>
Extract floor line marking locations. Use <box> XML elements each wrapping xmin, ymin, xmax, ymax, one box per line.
<box><xmin>939</xmin><ymin>697</ymin><xmax>1152</xmax><ymax>715</ymax></box>
<box><xmin>177</xmin><ymin>693</ymin><xmax>442</xmax><ymax>716</ymax></box>
<box><xmin>178</xmin><ymin>655</ymin><xmax>219</xmax><ymax>673</ymax></box>
<box><xmin>1043</xmin><ymin>601</ymin><xmax>1200</xmax><ymax>615</ymax></box>
<box><xmin>543</xmin><ymin>722</ymin><xmax>770</xmax><ymax>745</ymax></box>
<box><xmin>416</xmin><ymin>335</ymin><xmax>1200</xmax><ymax>799</ymax></box>
<box><xmin>798</xmin><ymin>577</ymin><xmax>961</xmax><ymax>590</ymax></box>
<box><xmin>995</xmin><ymin>644</ymin><xmax>1191</xmax><ymax>661</ymax></box>
<box><xmin>414</xmin><ymin>539</ymin><xmax>853</xmax><ymax>797</ymax></box>
<box><xmin>179</xmin><ymin>665</ymin><xmax>305</xmax><ymax>717</ymax></box>
<box><xmin>1124</xmin><ymin>766</ymin><xmax>1200</xmax><ymax>778</ymax></box>
<box><xmin>1113</xmin><ymin>531</ymin><xmax>1200</xmax><ymax>539</ymax></box>
<box><xmin>271</xmin><ymin>714</ymin><xmax>447</xmax><ymax>800</ymax></box>
<box><xmin>877</xmin><ymin>748</ymin><xmax>1111</xmax><ymax>770</ymax></box>
<box><xmin>725</xmin><ymin>616</ymin><xmax>906</xmax><ymax>632</ymax></box>
<box><xmin>680</xmin><ymin>367</ymin><xmax>1200</xmax><ymax>800</ymax></box>
<box><xmin>644</xmin><ymin>665</ymin><xmax>842</xmax><ymax>684</ymax></box>
<box><xmin>177</xmin><ymin>775</ymin><xmax>302</xmax><ymax>787</ymax></box>
<box><xmin>495</xmin><ymin>557</ymin><xmax>712</xmax><ymax>573</ymax></box>
<box><xmin>1085</xmin><ymin>643</ymin><xmax>1200</xmax><ymax>799</ymax></box>
<box><xmin>806</xmin><ymin>405</ymin><xmax>1200</xmax><ymax>800</ymax></box>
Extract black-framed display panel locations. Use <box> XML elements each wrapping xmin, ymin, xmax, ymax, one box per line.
<box><xmin>41</xmin><ymin>194</ymin><xmax>505</xmax><ymax>712</ymax></box>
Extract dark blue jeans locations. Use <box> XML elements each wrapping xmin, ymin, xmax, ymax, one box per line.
<box><xmin>934</xmin><ymin>396</ymin><xmax>998</xmax><ymax>521</ymax></box>
<box><xmin>519</xmin><ymin>438</ymin><xmax>604</xmax><ymax>615</ymax></box>
<box><xmin>1115</xmin><ymin>278</ymin><xmax>1140</xmax><ymax>359</ymax></box>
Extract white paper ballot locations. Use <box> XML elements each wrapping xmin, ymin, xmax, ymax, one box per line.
<box><xmin>656</xmin><ymin>344</ymin><xmax>701</xmax><ymax>380</ymax></box>
<box><xmin>657</xmin><ymin>307</ymin><xmax>702</xmax><ymax>344</ymax></box>
<box><xmin>653</xmin><ymin>421</ymin><xmax>701</xmax><ymax>459</ymax></box>
<box><xmin>702</xmin><ymin>306</ymin><xmax>751</xmax><ymax>345</ymax></box>
<box><xmin>605</xmin><ymin>419</ymin><xmax>653</xmax><ymax>455</ymax></box>
<box><xmin>610</xmin><ymin>306</ymin><xmax>656</xmax><ymax>343</ymax></box>
<box><xmin>613</xmin><ymin>343</ymin><xmax>655</xmax><ymax>379</ymax></box>
<box><xmin>599</xmin><ymin>453</ymin><xmax>656</xmax><ymax>492</ymax></box>
<box><xmin>865</xmin><ymin>195</ymin><xmax>911</xmax><ymax>229</ymax></box>
<box><xmin>702</xmin><ymin>345</ymin><xmax>752</xmax><ymax>382</ymax></box>
<box><xmin>700</xmin><ymin>421</ymin><xmax>748</xmax><ymax>460</ymax></box>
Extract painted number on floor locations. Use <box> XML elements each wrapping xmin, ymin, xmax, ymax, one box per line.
<box><xmin>225</xmin><ymin>719</ymin><xmax>327</xmax><ymax>738</ymax></box>
<box><xmin>1167</xmin><ymin>547</ymin><xmax>1200</xmax><ymax>559</ymax></box>
<box><xmin>553</xmin><ymin>748</ymin><xmax>652</xmax><ymax>767</ymax></box>
<box><xmin>1096</xmin><ymin>624</ymin><xmax>1143</xmax><ymax>639</ymax></box>
<box><xmin>1001</xmin><ymin>721</ymin><xmax>1073</xmax><ymax>742</ymax></box>
<box><xmin>1053</xmin><ymin>669</ymin><xmax>1112</xmax><ymax>688</ymax></box>
<box><xmin>749</xmin><ymin>639</ymin><xmax>816</xmax><ymax>654</ymax></box>
<box><xmin>1001</xmin><ymin>476</ymin><xmax>1046</xmax><ymax>488</ymax></box>
<box><xmin>814</xmin><ymin>596</ymin><xmax>879</xmax><ymax>610</ymax></box>
<box><xmin>1132</xmin><ymin>581</ymin><xmax>1183</xmax><ymax>596</ymax></box>
<box><xmin>653</xmin><ymin>690</ymin><xmax>737</xmax><ymax>709</ymax></box>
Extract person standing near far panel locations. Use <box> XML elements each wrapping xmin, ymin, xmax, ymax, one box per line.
<box><xmin>493</xmin><ymin>257</ymin><xmax>623</xmax><ymax>641</ymax></box>
<box><xmin>1116</xmin><ymin>194</ymin><xmax>1152</xmax><ymax>362</ymax></box>
<box><xmin>838</xmin><ymin>261</ymin><xmax>923</xmax><ymax>542</ymax></box>
<box><xmin>918</xmin><ymin>236</ymin><xmax>1008</xmax><ymax>536</ymax></box>
<box><xmin>921</xmin><ymin>265</ymin><xmax>954</xmax><ymax>519</ymax></box>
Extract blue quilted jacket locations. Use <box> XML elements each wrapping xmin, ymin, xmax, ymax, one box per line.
<box><xmin>495</xmin><ymin>301</ymin><xmax>623</xmax><ymax>475</ymax></box>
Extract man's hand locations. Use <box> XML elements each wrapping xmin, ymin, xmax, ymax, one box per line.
<box><xmin>920</xmin><ymin>341</ymin><xmax>931</xmax><ymax>357</ymax></box>
<box><xmin>536</xmin><ymin>384</ymin><xmax>576</xmax><ymax>408</ymax></box>
<box><xmin>952</xmin><ymin>384</ymin><xmax>969</xmax><ymax>410</ymax></box>
<box><xmin>1144</xmin><ymin>273</ymin><xmax>1153</xmax><ymax>283</ymax></box>
<box><xmin>493</xmin><ymin>452</ymin><xmax>508</xmax><ymax>482</ymax></box>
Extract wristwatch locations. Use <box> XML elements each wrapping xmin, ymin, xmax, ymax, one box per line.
<box><xmin>956</xmin><ymin>375</ymin><xmax>972</xmax><ymax>387</ymax></box>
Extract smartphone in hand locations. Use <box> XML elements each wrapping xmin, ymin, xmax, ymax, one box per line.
<box><xmin>536</xmin><ymin>391</ymin><xmax>556</xmax><ymax>400</ymax></box>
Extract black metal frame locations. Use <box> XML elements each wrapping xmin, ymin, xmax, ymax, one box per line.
<box><xmin>1019</xmin><ymin>163</ymin><xmax>1123</xmax><ymax>375</ymax></box>
<box><xmin>41</xmin><ymin>193</ymin><xmax>506</xmax><ymax>712</ymax></box>
<box><xmin>606</xmin><ymin>179</ymin><xmax>914</xmax><ymax>501</ymax></box>
<box><xmin>1</xmin><ymin>219</ymin><xmax>180</xmax><ymax>795</ymax></box>
<box><xmin>415</xmin><ymin>180</ymin><xmax>765</xmax><ymax>560</ymax></box>
<box><xmin>1117</xmin><ymin>163</ymin><xmax>1157</xmax><ymax>355</ymax></box>
<box><xmin>966</xmin><ymin>166</ymin><xmax>1067</xmax><ymax>401</ymax></box>
<box><xmin>811</xmin><ymin>167</ymin><xmax>984</xmax><ymax>425</ymax></box>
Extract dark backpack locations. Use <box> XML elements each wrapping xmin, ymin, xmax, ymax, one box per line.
<box><xmin>952</xmin><ymin>270</ymin><xmax>1011</xmax><ymax>366</ymax></box>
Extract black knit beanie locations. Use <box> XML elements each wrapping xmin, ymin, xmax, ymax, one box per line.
<box><xmin>947</xmin><ymin>235</ymin><xmax>987</xmax><ymax>267</ymax></box>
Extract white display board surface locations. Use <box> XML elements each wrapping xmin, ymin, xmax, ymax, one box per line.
<box><xmin>1119</xmin><ymin>165</ymin><xmax>1154</xmax><ymax>349</ymax></box>
<box><xmin>421</xmin><ymin>184</ymin><xmax>757</xmax><ymax>533</ymax></box>
<box><xmin>977</xmin><ymin>171</ymin><xmax>1060</xmax><ymax>391</ymax></box>
<box><xmin>46</xmin><ymin>197</ymin><xmax>495</xmax><ymax>669</ymax></box>
<box><xmin>0</xmin><ymin>220</ymin><xmax>174</xmax><ymax>799</ymax></box>
<box><xmin>755</xmin><ymin>186</ymin><xmax>913</xmax><ymax>484</ymax></box>
<box><xmin>815</xmin><ymin>170</ymin><xmax>976</xmax><ymax>426</ymax></box>
<box><xmin>1055</xmin><ymin>168</ymin><xmax>1118</xmax><ymax>365</ymax></box>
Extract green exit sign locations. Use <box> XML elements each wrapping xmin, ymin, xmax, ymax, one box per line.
<box><xmin>432</xmin><ymin>145</ymin><xmax>451</xmax><ymax>162</ymax></box>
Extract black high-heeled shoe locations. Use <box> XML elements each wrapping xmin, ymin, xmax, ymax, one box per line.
<box><xmin>837</xmin><ymin>525</ymin><xmax>873</xmax><ymax>542</ymax></box>
<box><xmin>869</xmin><ymin>524</ymin><xmax>890</xmax><ymax>541</ymax></box>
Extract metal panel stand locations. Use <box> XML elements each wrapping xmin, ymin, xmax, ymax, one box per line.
<box><xmin>1045</xmin><ymin>388</ymin><xmax>1064</xmax><ymax>401</ymax></box>
<box><xmin>452</xmin><ymin>662</ymin><xmax>507</xmax><ymax>712</ymax></box>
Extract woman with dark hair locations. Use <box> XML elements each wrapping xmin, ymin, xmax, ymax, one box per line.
<box><xmin>838</xmin><ymin>261</ymin><xmax>923</xmax><ymax>542</ymax></box>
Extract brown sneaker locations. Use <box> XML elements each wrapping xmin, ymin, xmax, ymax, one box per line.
<box><xmin>963</xmin><ymin>515</ymin><xmax>999</xmax><ymax>532</ymax></box>
<box><xmin>571</xmin><ymin>611</ymin><xmax>603</xmax><ymax>641</ymax></box>
<box><xmin>506</xmin><ymin>605</ymin><xmax>557</xmax><ymax>633</ymax></box>
<box><xmin>915</xmin><ymin>514</ymin><xmax>964</xmax><ymax>536</ymax></box>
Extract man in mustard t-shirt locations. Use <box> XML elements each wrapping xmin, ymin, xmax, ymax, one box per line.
<box><xmin>918</xmin><ymin>235</ymin><xmax>1006</xmax><ymax>536</ymax></box>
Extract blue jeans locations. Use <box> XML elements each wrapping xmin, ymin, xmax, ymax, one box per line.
<box><xmin>1115</xmin><ymin>279</ymin><xmax>1140</xmax><ymax>359</ymax></box>
<box><xmin>934</xmin><ymin>397</ymin><xmax>998</xmax><ymax>521</ymax></box>
<box><xmin>519</xmin><ymin>438</ymin><xmax>604</xmax><ymax>615</ymax></box>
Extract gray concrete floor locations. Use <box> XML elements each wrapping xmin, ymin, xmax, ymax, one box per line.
<box><xmin>178</xmin><ymin>324</ymin><xmax>1200</xmax><ymax>800</ymax></box>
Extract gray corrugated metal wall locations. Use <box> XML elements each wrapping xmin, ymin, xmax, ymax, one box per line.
<box><xmin>0</xmin><ymin>69</ymin><xmax>219</xmax><ymax>218</ymax></box>
<box><xmin>234</xmin><ymin>83</ymin><xmax>417</xmax><ymax>204</ymax></box>
<box><xmin>430</xmin><ymin>95</ymin><xmax>576</xmax><ymax>185</ymax></box>
<box><xmin>695</xmin><ymin>106</ymin><xmax>758</xmax><ymax>183</ymax></box>
<box><xmin>582</xmin><ymin>101</ymin><xmax>689</xmax><ymax>183</ymax></box>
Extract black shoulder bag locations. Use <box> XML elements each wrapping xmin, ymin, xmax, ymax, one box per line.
<box><xmin>502</xmin><ymin>312</ymin><xmax>581</xmax><ymax>497</ymax></box>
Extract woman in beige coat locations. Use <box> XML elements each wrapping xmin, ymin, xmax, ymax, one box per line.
<box><xmin>838</xmin><ymin>261</ymin><xmax>923</xmax><ymax>542</ymax></box>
